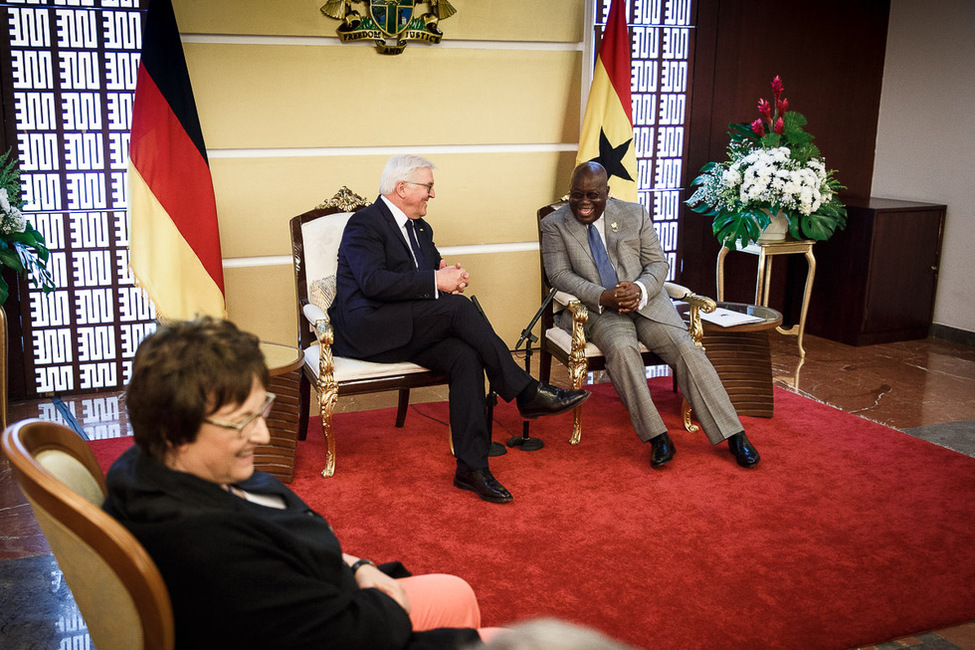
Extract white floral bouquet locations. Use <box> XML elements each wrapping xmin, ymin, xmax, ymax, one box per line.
<box><xmin>0</xmin><ymin>149</ymin><xmax>55</xmax><ymax>304</ymax></box>
<box><xmin>686</xmin><ymin>76</ymin><xmax>846</xmax><ymax>249</ymax></box>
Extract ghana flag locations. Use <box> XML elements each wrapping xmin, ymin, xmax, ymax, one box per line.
<box><xmin>576</xmin><ymin>0</ymin><xmax>638</xmax><ymax>202</ymax></box>
<box><xmin>128</xmin><ymin>0</ymin><xmax>225</xmax><ymax>320</ymax></box>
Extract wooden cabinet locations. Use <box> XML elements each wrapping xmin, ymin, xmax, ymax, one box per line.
<box><xmin>806</xmin><ymin>198</ymin><xmax>945</xmax><ymax>346</ymax></box>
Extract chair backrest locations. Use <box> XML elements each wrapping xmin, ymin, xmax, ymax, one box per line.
<box><xmin>290</xmin><ymin>187</ymin><xmax>371</xmax><ymax>350</ymax></box>
<box><xmin>537</xmin><ymin>200</ymin><xmax>569</xmax><ymax>329</ymax></box>
<box><xmin>1</xmin><ymin>419</ymin><xmax>174</xmax><ymax>650</ymax></box>
<box><xmin>536</xmin><ymin>199</ymin><xmax>567</xmax><ymax>296</ymax></box>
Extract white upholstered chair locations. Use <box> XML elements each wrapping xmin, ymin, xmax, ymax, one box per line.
<box><xmin>290</xmin><ymin>187</ymin><xmax>448</xmax><ymax>477</ymax></box>
<box><xmin>536</xmin><ymin>200</ymin><xmax>717</xmax><ymax>444</ymax></box>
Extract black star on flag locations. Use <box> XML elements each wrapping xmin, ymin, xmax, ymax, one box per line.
<box><xmin>576</xmin><ymin>0</ymin><xmax>637</xmax><ymax>201</ymax></box>
<box><xmin>589</xmin><ymin>128</ymin><xmax>634</xmax><ymax>182</ymax></box>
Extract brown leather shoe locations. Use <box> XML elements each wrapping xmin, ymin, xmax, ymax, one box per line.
<box><xmin>516</xmin><ymin>382</ymin><xmax>590</xmax><ymax>419</ymax></box>
<box><xmin>453</xmin><ymin>467</ymin><xmax>513</xmax><ymax>503</ymax></box>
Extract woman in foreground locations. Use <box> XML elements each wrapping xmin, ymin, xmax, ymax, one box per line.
<box><xmin>104</xmin><ymin>317</ymin><xmax>491</xmax><ymax>649</ymax></box>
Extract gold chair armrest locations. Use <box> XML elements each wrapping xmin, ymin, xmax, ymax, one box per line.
<box><xmin>681</xmin><ymin>293</ymin><xmax>716</xmax><ymax>346</ymax></box>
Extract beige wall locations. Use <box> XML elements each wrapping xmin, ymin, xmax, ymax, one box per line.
<box><xmin>872</xmin><ymin>0</ymin><xmax>975</xmax><ymax>334</ymax></box>
<box><xmin>174</xmin><ymin>0</ymin><xmax>586</xmax><ymax>346</ymax></box>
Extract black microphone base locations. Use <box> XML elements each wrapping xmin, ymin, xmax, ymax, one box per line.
<box><xmin>507</xmin><ymin>435</ymin><xmax>544</xmax><ymax>451</ymax></box>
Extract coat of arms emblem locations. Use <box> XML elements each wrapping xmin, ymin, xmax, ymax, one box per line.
<box><xmin>321</xmin><ymin>0</ymin><xmax>457</xmax><ymax>55</ymax></box>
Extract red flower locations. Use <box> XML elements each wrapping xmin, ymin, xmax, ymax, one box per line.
<box><xmin>758</xmin><ymin>98</ymin><xmax>772</xmax><ymax>120</ymax></box>
<box><xmin>777</xmin><ymin>98</ymin><xmax>789</xmax><ymax>115</ymax></box>
<box><xmin>773</xmin><ymin>117</ymin><xmax>784</xmax><ymax>134</ymax></box>
<box><xmin>751</xmin><ymin>118</ymin><xmax>765</xmax><ymax>136</ymax></box>
<box><xmin>771</xmin><ymin>75</ymin><xmax>784</xmax><ymax>99</ymax></box>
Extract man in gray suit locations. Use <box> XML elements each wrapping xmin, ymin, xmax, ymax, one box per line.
<box><xmin>540</xmin><ymin>161</ymin><xmax>760</xmax><ymax>468</ymax></box>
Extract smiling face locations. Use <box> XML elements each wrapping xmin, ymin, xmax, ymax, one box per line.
<box><xmin>397</xmin><ymin>166</ymin><xmax>436</xmax><ymax>220</ymax></box>
<box><xmin>165</xmin><ymin>376</ymin><xmax>271</xmax><ymax>486</ymax></box>
<box><xmin>568</xmin><ymin>163</ymin><xmax>610</xmax><ymax>225</ymax></box>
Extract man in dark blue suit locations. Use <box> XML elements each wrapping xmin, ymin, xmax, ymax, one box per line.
<box><xmin>328</xmin><ymin>155</ymin><xmax>589</xmax><ymax>503</ymax></box>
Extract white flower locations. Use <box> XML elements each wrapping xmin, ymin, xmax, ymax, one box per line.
<box><xmin>0</xmin><ymin>188</ymin><xmax>27</xmax><ymax>235</ymax></box>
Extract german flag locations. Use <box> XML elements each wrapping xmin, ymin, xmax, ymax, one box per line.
<box><xmin>576</xmin><ymin>0</ymin><xmax>638</xmax><ymax>202</ymax></box>
<box><xmin>128</xmin><ymin>0</ymin><xmax>225</xmax><ymax>320</ymax></box>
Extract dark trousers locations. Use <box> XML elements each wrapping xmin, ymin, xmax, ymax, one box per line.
<box><xmin>363</xmin><ymin>295</ymin><xmax>532</xmax><ymax>470</ymax></box>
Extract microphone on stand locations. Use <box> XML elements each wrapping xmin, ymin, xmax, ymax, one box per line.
<box><xmin>507</xmin><ymin>287</ymin><xmax>559</xmax><ymax>451</ymax></box>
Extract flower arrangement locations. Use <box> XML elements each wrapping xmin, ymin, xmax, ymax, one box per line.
<box><xmin>0</xmin><ymin>149</ymin><xmax>55</xmax><ymax>304</ymax></box>
<box><xmin>685</xmin><ymin>76</ymin><xmax>847</xmax><ymax>249</ymax></box>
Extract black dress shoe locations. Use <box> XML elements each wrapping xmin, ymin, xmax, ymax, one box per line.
<box><xmin>516</xmin><ymin>382</ymin><xmax>590</xmax><ymax>419</ymax></box>
<box><xmin>728</xmin><ymin>431</ymin><xmax>760</xmax><ymax>467</ymax></box>
<box><xmin>650</xmin><ymin>432</ymin><xmax>675</xmax><ymax>467</ymax></box>
<box><xmin>453</xmin><ymin>467</ymin><xmax>513</xmax><ymax>503</ymax></box>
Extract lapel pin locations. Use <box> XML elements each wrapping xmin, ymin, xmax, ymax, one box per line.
<box><xmin>610</xmin><ymin>222</ymin><xmax>619</xmax><ymax>233</ymax></box>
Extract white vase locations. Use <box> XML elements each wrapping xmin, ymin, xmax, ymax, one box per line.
<box><xmin>757</xmin><ymin>210</ymin><xmax>789</xmax><ymax>242</ymax></box>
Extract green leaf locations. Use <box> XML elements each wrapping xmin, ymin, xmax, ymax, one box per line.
<box><xmin>0</xmin><ymin>245</ymin><xmax>24</xmax><ymax>272</ymax></box>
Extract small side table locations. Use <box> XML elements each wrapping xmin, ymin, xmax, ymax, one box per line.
<box><xmin>678</xmin><ymin>302</ymin><xmax>782</xmax><ymax>418</ymax></box>
<box><xmin>716</xmin><ymin>239</ymin><xmax>816</xmax><ymax>358</ymax></box>
<box><xmin>256</xmin><ymin>342</ymin><xmax>303</xmax><ymax>483</ymax></box>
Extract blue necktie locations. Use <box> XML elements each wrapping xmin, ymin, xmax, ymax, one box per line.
<box><xmin>588</xmin><ymin>224</ymin><xmax>619</xmax><ymax>290</ymax></box>
<box><xmin>406</xmin><ymin>220</ymin><xmax>426</xmax><ymax>269</ymax></box>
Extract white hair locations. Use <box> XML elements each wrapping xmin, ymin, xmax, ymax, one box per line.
<box><xmin>378</xmin><ymin>154</ymin><xmax>436</xmax><ymax>196</ymax></box>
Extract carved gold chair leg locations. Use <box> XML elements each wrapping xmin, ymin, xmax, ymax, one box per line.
<box><xmin>678</xmin><ymin>294</ymin><xmax>716</xmax><ymax>434</ymax></box>
<box><xmin>316</xmin><ymin>321</ymin><xmax>340</xmax><ymax>478</ymax></box>
<box><xmin>681</xmin><ymin>399</ymin><xmax>699</xmax><ymax>433</ymax></box>
<box><xmin>568</xmin><ymin>302</ymin><xmax>589</xmax><ymax>445</ymax></box>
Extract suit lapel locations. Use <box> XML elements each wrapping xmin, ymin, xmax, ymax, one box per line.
<box><xmin>376</xmin><ymin>198</ymin><xmax>414</xmax><ymax>262</ymax></box>
<box><xmin>565</xmin><ymin>211</ymin><xmax>593</xmax><ymax>263</ymax></box>
<box><xmin>602</xmin><ymin>201</ymin><xmax>622</xmax><ymax>266</ymax></box>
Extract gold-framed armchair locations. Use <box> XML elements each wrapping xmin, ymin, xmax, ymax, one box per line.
<box><xmin>536</xmin><ymin>200</ymin><xmax>717</xmax><ymax>444</ymax></box>
<box><xmin>290</xmin><ymin>187</ymin><xmax>448</xmax><ymax>477</ymax></box>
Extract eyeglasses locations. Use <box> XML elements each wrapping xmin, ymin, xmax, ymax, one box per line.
<box><xmin>204</xmin><ymin>392</ymin><xmax>276</xmax><ymax>437</ymax></box>
<box><xmin>569</xmin><ymin>191</ymin><xmax>606</xmax><ymax>202</ymax></box>
<box><xmin>404</xmin><ymin>181</ymin><xmax>435</xmax><ymax>193</ymax></box>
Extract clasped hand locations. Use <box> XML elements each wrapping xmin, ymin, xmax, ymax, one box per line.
<box><xmin>600</xmin><ymin>281</ymin><xmax>641</xmax><ymax>312</ymax></box>
<box><xmin>345</xmin><ymin>554</ymin><xmax>412</xmax><ymax>613</ymax></box>
<box><xmin>436</xmin><ymin>260</ymin><xmax>470</xmax><ymax>294</ymax></box>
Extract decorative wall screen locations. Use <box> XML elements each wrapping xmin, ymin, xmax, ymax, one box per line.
<box><xmin>595</xmin><ymin>0</ymin><xmax>693</xmax><ymax>280</ymax></box>
<box><xmin>2</xmin><ymin>0</ymin><xmax>154</xmax><ymax>399</ymax></box>
<box><xmin>593</xmin><ymin>0</ymin><xmax>693</xmax><ymax>380</ymax></box>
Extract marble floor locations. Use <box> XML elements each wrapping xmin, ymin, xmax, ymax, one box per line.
<box><xmin>1</xmin><ymin>332</ymin><xmax>974</xmax><ymax>649</ymax></box>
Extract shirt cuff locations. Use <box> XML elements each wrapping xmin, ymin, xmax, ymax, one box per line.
<box><xmin>635</xmin><ymin>281</ymin><xmax>648</xmax><ymax>311</ymax></box>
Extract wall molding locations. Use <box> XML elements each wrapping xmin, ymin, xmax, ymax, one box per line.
<box><xmin>208</xmin><ymin>143</ymin><xmax>578</xmax><ymax>159</ymax></box>
<box><xmin>223</xmin><ymin>242</ymin><xmax>540</xmax><ymax>269</ymax></box>
<box><xmin>181</xmin><ymin>33</ymin><xmax>583</xmax><ymax>51</ymax></box>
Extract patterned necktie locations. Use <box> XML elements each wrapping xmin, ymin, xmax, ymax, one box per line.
<box><xmin>405</xmin><ymin>220</ymin><xmax>426</xmax><ymax>269</ymax></box>
<box><xmin>588</xmin><ymin>224</ymin><xmax>619</xmax><ymax>290</ymax></box>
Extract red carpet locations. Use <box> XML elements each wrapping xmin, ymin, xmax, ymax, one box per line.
<box><xmin>91</xmin><ymin>378</ymin><xmax>975</xmax><ymax>649</ymax></box>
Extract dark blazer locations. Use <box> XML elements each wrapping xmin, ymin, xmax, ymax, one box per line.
<box><xmin>329</xmin><ymin>198</ymin><xmax>441</xmax><ymax>358</ymax></box>
<box><xmin>104</xmin><ymin>446</ymin><xmax>477</xmax><ymax>650</ymax></box>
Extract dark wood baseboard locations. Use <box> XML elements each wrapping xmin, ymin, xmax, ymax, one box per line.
<box><xmin>930</xmin><ymin>324</ymin><xmax>975</xmax><ymax>349</ymax></box>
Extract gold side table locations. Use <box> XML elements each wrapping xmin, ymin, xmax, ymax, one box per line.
<box><xmin>716</xmin><ymin>239</ymin><xmax>816</xmax><ymax>358</ymax></box>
